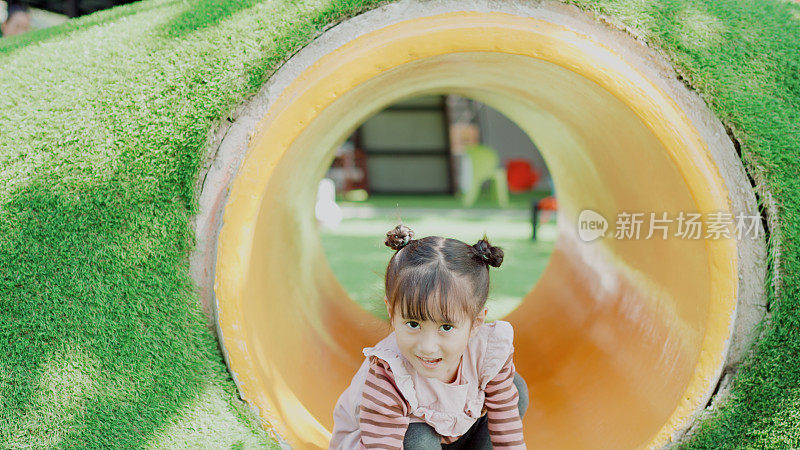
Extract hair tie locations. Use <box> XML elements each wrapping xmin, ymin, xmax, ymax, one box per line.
<box><xmin>473</xmin><ymin>238</ymin><xmax>504</xmax><ymax>268</ymax></box>
<box><xmin>385</xmin><ymin>225</ymin><xmax>415</xmax><ymax>251</ymax></box>
<box><xmin>473</xmin><ymin>240</ymin><xmax>490</xmax><ymax>264</ymax></box>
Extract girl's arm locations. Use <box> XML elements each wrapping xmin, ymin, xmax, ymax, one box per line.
<box><xmin>484</xmin><ymin>354</ymin><xmax>526</xmax><ymax>448</ymax></box>
<box><xmin>358</xmin><ymin>357</ymin><xmax>410</xmax><ymax>449</ymax></box>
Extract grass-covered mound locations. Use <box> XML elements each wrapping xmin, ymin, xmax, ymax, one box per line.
<box><xmin>0</xmin><ymin>0</ymin><xmax>387</xmax><ymax>446</ymax></box>
<box><xmin>0</xmin><ymin>0</ymin><xmax>798</xmax><ymax>447</ymax></box>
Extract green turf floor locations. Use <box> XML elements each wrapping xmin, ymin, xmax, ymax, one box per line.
<box><xmin>337</xmin><ymin>190</ymin><xmax>551</xmax><ymax>211</ymax></box>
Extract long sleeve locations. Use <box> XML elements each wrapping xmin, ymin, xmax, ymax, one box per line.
<box><xmin>484</xmin><ymin>354</ymin><xmax>526</xmax><ymax>448</ymax></box>
<box><xmin>358</xmin><ymin>356</ymin><xmax>410</xmax><ymax>449</ymax></box>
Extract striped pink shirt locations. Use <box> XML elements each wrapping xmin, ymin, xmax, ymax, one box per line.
<box><xmin>357</xmin><ymin>354</ymin><xmax>524</xmax><ymax>449</ymax></box>
<box><xmin>483</xmin><ymin>355</ymin><xmax>526</xmax><ymax>447</ymax></box>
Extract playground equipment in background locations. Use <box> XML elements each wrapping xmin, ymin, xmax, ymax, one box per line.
<box><xmin>315</xmin><ymin>178</ymin><xmax>343</xmax><ymax>228</ymax></box>
<box><xmin>461</xmin><ymin>144</ymin><xmax>509</xmax><ymax>208</ymax></box>
<box><xmin>532</xmin><ymin>195</ymin><xmax>557</xmax><ymax>240</ymax></box>
<box><xmin>506</xmin><ymin>158</ymin><xmax>542</xmax><ymax>193</ymax></box>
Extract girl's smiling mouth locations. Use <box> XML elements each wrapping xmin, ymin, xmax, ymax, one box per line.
<box><xmin>417</xmin><ymin>356</ymin><xmax>442</xmax><ymax>368</ymax></box>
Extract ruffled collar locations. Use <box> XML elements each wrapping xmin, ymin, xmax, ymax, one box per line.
<box><xmin>363</xmin><ymin>334</ymin><xmax>485</xmax><ymax>437</ymax></box>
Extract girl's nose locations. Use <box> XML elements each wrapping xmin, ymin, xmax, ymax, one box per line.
<box><xmin>417</xmin><ymin>332</ymin><xmax>439</xmax><ymax>355</ymax></box>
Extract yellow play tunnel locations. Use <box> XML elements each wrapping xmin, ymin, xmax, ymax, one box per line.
<box><xmin>211</xmin><ymin>7</ymin><xmax>763</xmax><ymax>449</ymax></box>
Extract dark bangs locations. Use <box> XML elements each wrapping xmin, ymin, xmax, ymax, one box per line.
<box><xmin>388</xmin><ymin>264</ymin><xmax>475</xmax><ymax>324</ymax></box>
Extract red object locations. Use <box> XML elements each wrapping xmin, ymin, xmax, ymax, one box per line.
<box><xmin>506</xmin><ymin>159</ymin><xmax>541</xmax><ymax>193</ymax></box>
<box><xmin>538</xmin><ymin>196</ymin><xmax>557</xmax><ymax>211</ymax></box>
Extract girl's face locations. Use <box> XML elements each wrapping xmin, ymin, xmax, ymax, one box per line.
<box><xmin>386</xmin><ymin>298</ymin><xmax>486</xmax><ymax>383</ymax></box>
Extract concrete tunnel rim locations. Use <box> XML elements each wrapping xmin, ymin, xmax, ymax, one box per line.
<box><xmin>188</xmin><ymin>0</ymin><xmax>768</xmax><ymax>447</ymax></box>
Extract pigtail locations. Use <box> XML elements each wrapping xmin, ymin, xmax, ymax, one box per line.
<box><xmin>385</xmin><ymin>224</ymin><xmax>414</xmax><ymax>251</ymax></box>
<box><xmin>473</xmin><ymin>236</ymin><xmax>504</xmax><ymax>268</ymax></box>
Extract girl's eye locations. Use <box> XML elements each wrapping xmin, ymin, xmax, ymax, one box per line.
<box><xmin>406</xmin><ymin>321</ymin><xmax>420</xmax><ymax>329</ymax></box>
<box><xmin>440</xmin><ymin>324</ymin><xmax>454</xmax><ymax>332</ymax></box>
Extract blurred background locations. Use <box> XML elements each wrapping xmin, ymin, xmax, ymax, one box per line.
<box><xmin>317</xmin><ymin>94</ymin><xmax>558</xmax><ymax>321</ymax></box>
<box><xmin>1</xmin><ymin>0</ymin><xmax>138</xmax><ymax>37</ymax></box>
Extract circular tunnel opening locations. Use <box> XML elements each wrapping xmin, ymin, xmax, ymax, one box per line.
<box><xmin>208</xmin><ymin>5</ymin><xmax>766</xmax><ymax>449</ymax></box>
<box><xmin>318</xmin><ymin>94</ymin><xmax>557</xmax><ymax>322</ymax></box>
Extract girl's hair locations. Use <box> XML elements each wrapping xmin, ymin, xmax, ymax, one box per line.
<box><xmin>384</xmin><ymin>224</ymin><xmax>503</xmax><ymax>324</ymax></box>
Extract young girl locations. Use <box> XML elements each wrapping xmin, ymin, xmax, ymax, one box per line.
<box><xmin>330</xmin><ymin>225</ymin><xmax>528</xmax><ymax>449</ymax></box>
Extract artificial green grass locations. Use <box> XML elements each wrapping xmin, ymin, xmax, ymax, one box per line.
<box><xmin>0</xmin><ymin>0</ymin><xmax>798</xmax><ymax>447</ymax></box>
<box><xmin>0</xmin><ymin>0</ymin><xmax>388</xmax><ymax>447</ymax></box>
